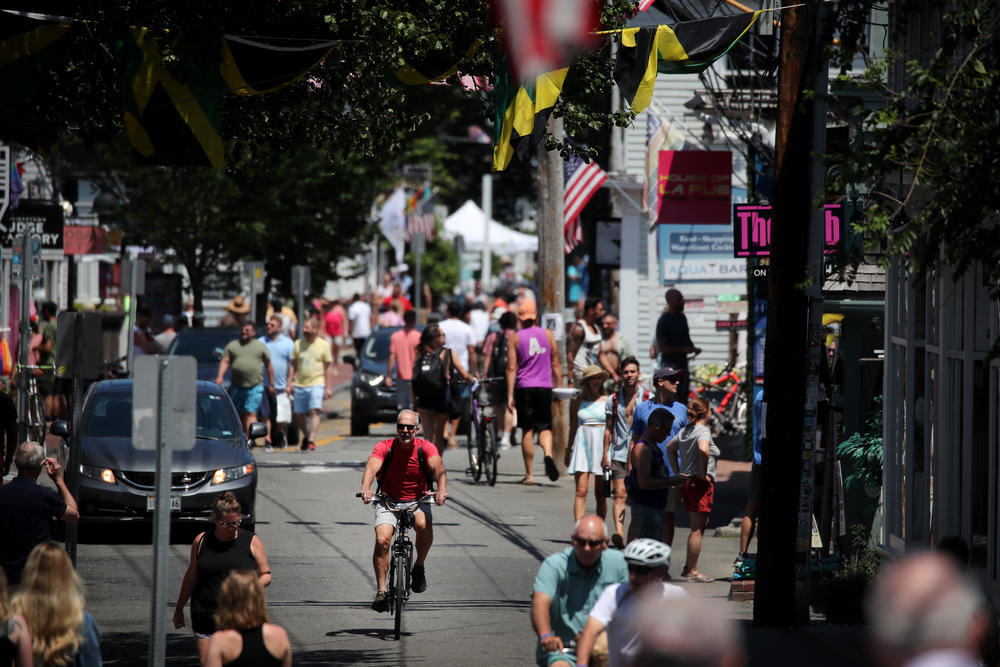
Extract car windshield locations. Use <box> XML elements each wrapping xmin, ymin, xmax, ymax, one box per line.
<box><xmin>363</xmin><ymin>329</ymin><xmax>398</xmax><ymax>361</ymax></box>
<box><xmin>85</xmin><ymin>391</ymin><xmax>240</xmax><ymax>439</ymax></box>
<box><xmin>168</xmin><ymin>330</ymin><xmax>242</xmax><ymax>363</ymax></box>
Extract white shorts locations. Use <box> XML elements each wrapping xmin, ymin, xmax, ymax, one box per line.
<box><xmin>275</xmin><ymin>392</ymin><xmax>291</xmax><ymax>423</ymax></box>
<box><xmin>374</xmin><ymin>498</ymin><xmax>431</xmax><ymax>529</ymax></box>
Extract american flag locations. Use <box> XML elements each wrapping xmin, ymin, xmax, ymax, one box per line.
<box><xmin>406</xmin><ymin>186</ymin><xmax>436</xmax><ymax>241</ymax></box>
<box><xmin>563</xmin><ymin>152</ymin><xmax>606</xmax><ymax>253</ymax></box>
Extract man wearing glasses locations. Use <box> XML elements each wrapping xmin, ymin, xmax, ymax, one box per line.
<box><xmin>575</xmin><ymin>538</ymin><xmax>687</xmax><ymax>667</ymax></box>
<box><xmin>531</xmin><ymin>515</ymin><xmax>628</xmax><ymax>666</ymax></box>
<box><xmin>360</xmin><ymin>410</ymin><xmax>448</xmax><ymax>612</ymax></box>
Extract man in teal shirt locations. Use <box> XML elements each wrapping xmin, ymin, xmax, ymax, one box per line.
<box><xmin>531</xmin><ymin>514</ymin><xmax>628</xmax><ymax>665</ymax></box>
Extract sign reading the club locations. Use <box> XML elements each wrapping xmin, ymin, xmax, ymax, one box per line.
<box><xmin>733</xmin><ymin>203</ymin><xmax>843</xmax><ymax>257</ymax></box>
<box><xmin>657</xmin><ymin>151</ymin><xmax>731</xmax><ymax>225</ymax></box>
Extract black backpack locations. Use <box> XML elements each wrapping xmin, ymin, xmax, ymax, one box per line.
<box><xmin>489</xmin><ymin>331</ymin><xmax>510</xmax><ymax>378</ymax></box>
<box><xmin>412</xmin><ymin>349</ymin><xmax>446</xmax><ymax>395</ymax></box>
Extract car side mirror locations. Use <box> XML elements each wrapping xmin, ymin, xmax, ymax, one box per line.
<box><xmin>50</xmin><ymin>420</ymin><xmax>70</xmax><ymax>438</ymax></box>
<box><xmin>343</xmin><ymin>354</ymin><xmax>358</xmax><ymax>369</ymax></box>
<box><xmin>248</xmin><ymin>422</ymin><xmax>268</xmax><ymax>440</ymax></box>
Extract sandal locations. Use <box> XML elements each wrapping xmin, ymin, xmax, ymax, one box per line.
<box><xmin>682</xmin><ymin>571</ymin><xmax>714</xmax><ymax>583</ymax></box>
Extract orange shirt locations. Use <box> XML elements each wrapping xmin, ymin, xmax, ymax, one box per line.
<box><xmin>389</xmin><ymin>327</ymin><xmax>422</xmax><ymax>380</ymax></box>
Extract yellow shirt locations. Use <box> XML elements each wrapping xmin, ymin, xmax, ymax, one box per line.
<box><xmin>292</xmin><ymin>337</ymin><xmax>332</xmax><ymax>387</ymax></box>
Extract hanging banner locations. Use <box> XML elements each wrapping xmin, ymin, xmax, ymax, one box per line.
<box><xmin>656</xmin><ymin>150</ymin><xmax>731</xmax><ymax>225</ymax></box>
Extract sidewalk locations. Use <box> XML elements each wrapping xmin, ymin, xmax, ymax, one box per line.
<box><xmin>683</xmin><ymin>441</ymin><xmax>873</xmax><ymax>667</ymax></box>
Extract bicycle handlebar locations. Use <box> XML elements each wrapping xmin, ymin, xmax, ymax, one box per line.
<box><xmin>356</xmin><ymin>492</ymin><xmax>436</xmax><ymax>507</ymax></box>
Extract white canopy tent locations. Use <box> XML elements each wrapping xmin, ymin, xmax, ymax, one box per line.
<box><xmin>443</xmin><ymin>200</ymin><xmax>538</xmax><ymax>253</ymax></box>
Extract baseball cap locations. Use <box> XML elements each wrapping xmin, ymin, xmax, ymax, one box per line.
<box><xmin>653</xmin><ymin>366</ymin><xmax>683</xmax><ymax>382</ymax></box>
<box><xmin>518</xmin><ymin>301</ymin><xmax>538</xmax><ymax>321</ymax></box>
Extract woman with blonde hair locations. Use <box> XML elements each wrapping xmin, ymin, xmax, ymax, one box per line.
<box><xmin>565</xmin><ymin>365</ymin><xmax>611</xmax><ymax>521</ymax></box>
<box><xmin>205</xmin><ymin>571</ymin><xmax>291</xmax><ymax>667</ymax></box>
<box><xmin>667</xmin><ymin>397</ymin><xmax>720</xmax><ymax>582</ymax></box>
<box><xmin>0</xmin><ymin>569</ymin><xmax>32</xmax><ymax>667</ymax></box>
<box><xmin>13</xmin><ymin>541</ymin><xmax>101</xmax><ymax>666</ymax></box>
<box><xmin>173</xmin><ymin>492</ymin><xmax>271</xmax><ymax>665</ymax></box>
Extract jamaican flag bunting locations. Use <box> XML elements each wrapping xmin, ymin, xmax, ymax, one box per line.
<box><xmin>394</xmin><ymin>39</ymin><xmax>482</xmax><ymax>86</ymax></box>
<box><xmin>615</xmin><ymin>12</ymin><xmax>759</xmax><ymax>113</ymax></box>
<box><xmin>116</xmin><ymin>28</ymin><xmax>226</xmax><ymax>168</ymax></box>
<box><xmin>0</xmin><ymin>11</ymin><xmax>72</xmax><ymax>124</ymax></box>
<box><xmin>492</xmin><ymin>57</ymin><xmax>568</xmax><ymax>172</ymax></box>
<box><xmin>221</xmin><ymin>35</ymin><xmax>339</xmax><ymax>95</ymax></box>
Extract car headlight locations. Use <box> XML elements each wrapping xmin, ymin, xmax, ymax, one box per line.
<box><xmin>212</xmin><ymin>464</ymin><xmax>254</xmax><ymax>485</ymax></box>
<box><xmin>80</xmin><ymin>465</ymin><xmax>115</xmax><ymax>484</ymax></box>
<box><xmin>361</xmin><ymin>372</ymin><xmax>384</xmax><ymax>387</ymax></box>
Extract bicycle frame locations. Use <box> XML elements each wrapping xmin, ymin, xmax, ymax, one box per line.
<box><xmin>689</xmin><ymin>368</ymin><xmax>743</xmax><ymax>415</ymax></box>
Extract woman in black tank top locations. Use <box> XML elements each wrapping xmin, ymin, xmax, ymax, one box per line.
<box><xmin>204</xmin><ymin>571</ymin><xmax>291</xmax><ymax>666</ymax></box>
<box><xmin>173</xmin><ymin>493</ymin><xmax>273</xmax><ymax>665</ymax></box>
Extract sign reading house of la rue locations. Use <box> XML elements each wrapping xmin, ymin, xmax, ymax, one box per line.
<box><xmin>732</xmin><ymin>203</ymin><xmax>842</xmax><ymax>257</ymax></box>
<box><xmin>1</xmin><ymin>200</ymin><xmax>64</xmax><ymax>251</ymax></box>
<box><xmin>657</xmin><ymin>151</ymin><xmax>732</xmax><ymax>225</ymax></box>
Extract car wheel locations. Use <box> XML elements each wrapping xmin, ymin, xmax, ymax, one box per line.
<box><xmin>350</xmin><ymin>408</ymin><xmax>369</xmax><ymax>436</ymax></box>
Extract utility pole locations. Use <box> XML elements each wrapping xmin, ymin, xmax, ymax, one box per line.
<box><xmin>754</xmin><ymin>0</ymin><xmax>825</xmax><ymax>627</ymax></box>
<box><xmin>539</xmin><ymin>118</ymin><xmax>567</xmax><ymax>462</ymax></box>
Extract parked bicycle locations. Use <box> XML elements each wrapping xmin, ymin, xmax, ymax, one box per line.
<box><xmin>688</xmin><ymin>363</ymin><xmax>747</xmax><ymax>435</ymax></box>
<box><xmin>15</xmin><ymin>363</ymin><xmax>51</xmax><ymax>442</ymax></box>
<box><xmin>465</xmin><ymin>378</ymin><xmax>500</xmax><ymax>486</ymax></box>
<box><xmin>357</xmin><ymin>491</ymin><xmax>434</xmax><ymax>640</ymax></box>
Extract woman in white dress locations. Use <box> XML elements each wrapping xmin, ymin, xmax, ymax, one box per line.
<box><xmin>565</xmin><ymin>365</ymin><xmax>611</xmax><ymax>521</ymax></box>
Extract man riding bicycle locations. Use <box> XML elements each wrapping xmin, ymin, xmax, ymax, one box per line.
<box><xmin>360</xmin><ymin>409</ymin><xmax>448</xmax><ymax>612</ymax></box>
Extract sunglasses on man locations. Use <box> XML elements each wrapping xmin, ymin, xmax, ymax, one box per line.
<box><xmin>571</xmin><ymin>535</ymin><xmax>605</xmax><ymax>548</ymax></box>
<box><xmin>396</xmin><ymin>423</ymin><xmax>418</xmax><ymax>431</ymax></box>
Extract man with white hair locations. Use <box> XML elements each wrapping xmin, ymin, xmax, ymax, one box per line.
<box><xmin>0</xmin><ymin>441</ymin><xmax>79</xmax><ymax>584</ymax></box>
<box><xmin>867</xmin><ymin>551</ymin><xmax>988</xmax><ymax>667</ymax></box>
<box><xmin>531</xmin><ymin>514</ymin><xmax>628</xmax><ymax>666</ymax></box>
<box><xmin>629</xmin><ymin>597</ymin><xmax>745</xmax><ymax>667</ymax></box>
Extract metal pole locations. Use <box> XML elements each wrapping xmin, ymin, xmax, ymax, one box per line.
<box><xmin>482</xmin><ymin>174</ymin><xmax>492</xmax><ymax>291</ymax></box>
<box><xmin>149</xmin><ymin>359</ymin><xmax>170</xmax><ymax>667</ymax></box>
<box><xmin>250</xmin><ymin>268</ymin><xmax>258</xmax><ymax>325</ymax></box>
<box><xmin>65</xmin><ymin>314</ymin><xmax>83</xmax><ymax>565</ymax></box>
<box><xmin>413</xmin><ymin>234</ymin><xmax>424</xmax><ymax>324</ymax></box>
<box><xmin>17</xmin><ymin>232</ymin><xmax>30</xmax><ymax>445</ymax></box>
<box><xmin>126</xmin><ymin>260</ymin><xmax>138</xmax><ymax>376</ymax></box>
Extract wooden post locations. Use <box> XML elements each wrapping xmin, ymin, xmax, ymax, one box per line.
<box><xmin>539</xmin><ymin>119</ymin><xmax>567</xmax><ymax>463</ymax></box>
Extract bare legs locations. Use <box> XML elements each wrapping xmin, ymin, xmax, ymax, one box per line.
<box><xmin>572</xmin><ymin>472</ymin><xmax>607</xmax><ymax>522</ymax></box>
<box><xmin>295</xmin><ymin>408</ymin><xmax>321</xmax><ymax>446</ymax></box>
<box><xmin>520</xmin><ymin>428</ymin><xmax>554</xmax><ymax>483</ymax></box>
<box><xmin>683</xmin><ymin>511</ymin><xmax>710</xmax><ymax>577</ymax></box>
<box><xmin>739</xmin><ymin>498</ymin><xmax>759</xmax><ymax>554</ymax></box>
<box><xmin>417</xmin><ymin>408</ymin><xmax>447</xmax><ymax>450</ymax></box>
<box><xmin>611</xmin><ymin>478</ymin><xmax>627</xmax><ymax>539</ymax></box>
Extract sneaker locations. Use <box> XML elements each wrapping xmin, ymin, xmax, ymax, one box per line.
<box><xmin>307</xmin><ymin>441</ymin><xmax>316</xmax><ymax>451</ymax></box>
<box><xmin>370</xmin><ymin>590</ymin><xmax>389</xmax><ymax>613</ymax></box>
<box><xmin>263</xmin><ymin>443</ymin><xmax>274</xmax><ymax>453</ymax></box>
<box><xmin>300</xmin><ymin>439</ymin><xmax>309</xmax><ymax>451</ymax></box>
<box><xmin>410</xmin><ymin>564</ymin><xmax>427</xmax><ymax>593</ymax></box>
<box><xmin>544</xmin><ymin>455</ymin><xmax>559</xmax><ymax>482</ymax></box>
<box><xmin>499</xmin><ymin>434</ymin><xmax>511</xmax><ymax>450</ymax></box>
<box><xmin>611</xmin><ymin>533</ymin><xmax>625</xmax><ymax>549</ymax></box>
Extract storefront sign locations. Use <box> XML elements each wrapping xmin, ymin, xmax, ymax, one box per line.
<box><xmin>64</xmin><ymin>226</ymin><xmax>106</xmax><ymax>255</ymax></box>
<box><xmin>661</xmin><ymin>258</ymin><xmax>746</xmax><ymax>282</ymax></box>
<box><xmin>716</xmin><ymin>319</ymin><xmax>748</xmax><ymax>331</ymax></box>
<box><xmin>657</xmin><ymin>151</ymin><xmax>731</xmax><ymax>225</ymax></box>
<box><xmin>733</xmin><ymin>203</ymin><xmax>842</xmax><ymax>257</ymax></box>
<box><xmin>0</xmin><ymin>200</ymin><xmax>63</xmax><ymax>251</ymax></box>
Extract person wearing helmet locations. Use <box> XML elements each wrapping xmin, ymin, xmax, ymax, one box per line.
<box><xmin>531</xmin><ymin>515</ymin><xmax>627</xmax><ymax>666</ymax></box>
<box><xmin>575</xmin><ymin>538</ymin><xmax>687</xmax><ymax>667</ymax></box>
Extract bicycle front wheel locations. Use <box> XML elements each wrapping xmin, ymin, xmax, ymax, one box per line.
<box><xmin>483</xmin><ymin>419</ymin><xmax>498</xmax><ymax>486</ymax></box>
<box><xmin>467</xmin><ymin>414</ymin><xmax>481</xmax><ymax>481</ymax></box>
<box><xmin>393</xmin><ymin>549</ymin><xmax>407</xmax><ymax>639</ymax></box>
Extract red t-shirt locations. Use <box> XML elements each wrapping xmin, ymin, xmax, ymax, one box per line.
<box><xmin>389</xmin><ymin>328</ymin><xmax>421</xmax><ymax>380</ymax></box>
<box><xmin>371</xmin><ymin>437</ymin><xmax>439</xmax><ymax>501</ymax></box>
<box><xmin>324</xmin><ymin>309</ymin><xmax>343</xmax><ymax>337</ymax></box>
<box><xmin>382</xmin><ymin>295</ymin><xmax>414</xmax><ymax>312</ymax></box>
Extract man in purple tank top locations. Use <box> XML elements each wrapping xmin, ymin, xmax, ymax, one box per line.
<box><xmin>505</xmin><ymin>301</ymin><xmax>563</xmax><ymax>484</ymax></box>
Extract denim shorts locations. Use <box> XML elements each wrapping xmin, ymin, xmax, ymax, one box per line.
<box><xmin>293</xmin><ymin>385</ymin><xmax>324</xmax><ymax>413</ymax></box>
<box><xmin>229</xmin><ymin>385</ymin><xmax>264</xmax><ymax>414</ymax></box>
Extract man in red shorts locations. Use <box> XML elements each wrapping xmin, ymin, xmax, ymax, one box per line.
<box><xmin>359</xmin><ymin>409</ymin><xmax>448</xmax><ymax>612</ymax></box>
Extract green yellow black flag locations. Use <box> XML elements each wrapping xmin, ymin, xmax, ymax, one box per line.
<box><xmin>116</xmin><ymin>28</ymin><xmax>225</xmax><ymax>168</ymax></box>
<box><xmin>615</xmin><ymin>12</ymin><xmax>759</xmax><ymax>113</ymax></box>
<box><xmin>220</xmin><ymin>35</ymin><xmax>339</xmax><ymax>95</ymax></box>
<box><xmin>393</xmin><ymin>39</ymin><xmax>482</xmax><ymax>86</ymax></box>
<box><xmin>492</xmin><ymin>58</ymin><xmax>568</xmax><ymax>172</ymax></box>
<box><xmin>0</xmin><ymin>11</ymin><xmax>71</xmax><ymax>124</ymax></box>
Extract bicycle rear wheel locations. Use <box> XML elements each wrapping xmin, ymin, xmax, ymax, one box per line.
<box><xmin>393</xmin><ymin>548</ymin><xmax>407</xmax><ymax>639</ymax></box>
<box><xmin>471</xmin><ymin>417</ymin><xmax>484</xmax><ymax>482</ymax></box>
<box><xmin>483</xmin><ymin>419</ymin><xmax>498</xmax><ymax>486</ymax></box>
<box><xmin>467</xmin><ymin>413</ymin><xmax>482</xmax><ymax>481</ymax></box>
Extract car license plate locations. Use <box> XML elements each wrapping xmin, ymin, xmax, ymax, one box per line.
<box><xmin>147</xmin><ymin>495</ymin><xmax>181</xmax><ymax>511</ymax></box>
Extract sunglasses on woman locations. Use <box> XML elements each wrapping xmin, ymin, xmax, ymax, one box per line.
<box><xmin>219</xmin><ymin>519</ymin><xmax>241</xmax><ymax>528</ymax></box>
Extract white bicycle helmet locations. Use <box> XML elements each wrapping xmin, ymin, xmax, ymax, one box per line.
<box><xmin>623</xmin><ymin>538</ymin><xmax>671</xmax><ymax>567</ymax></box>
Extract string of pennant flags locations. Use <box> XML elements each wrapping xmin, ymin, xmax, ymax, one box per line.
<box><xmin>1</xmin><ymin>7</ymin><xmax>769</xmax><ymax>170</ymax></box>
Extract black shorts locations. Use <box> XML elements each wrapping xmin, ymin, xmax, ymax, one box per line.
<box><xmin>514</xmin><ymin>387</ymin><xmax>552</xmax><ymax>433</ymax></box>
<box><xmin>749</xmin><ymin>462</ymin><xmax>762</xmax><ymax>503</ymax></box>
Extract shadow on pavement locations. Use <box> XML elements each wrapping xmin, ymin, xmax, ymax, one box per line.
<box><xmin>100</xmin><ymin>632</ymin><xmax>199</xmax><ymax>666</ymax></box>
<box><xmin>295</xmin><ymin>646</ymin><xmax>404</xmax><ymax>664</ymax></box>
